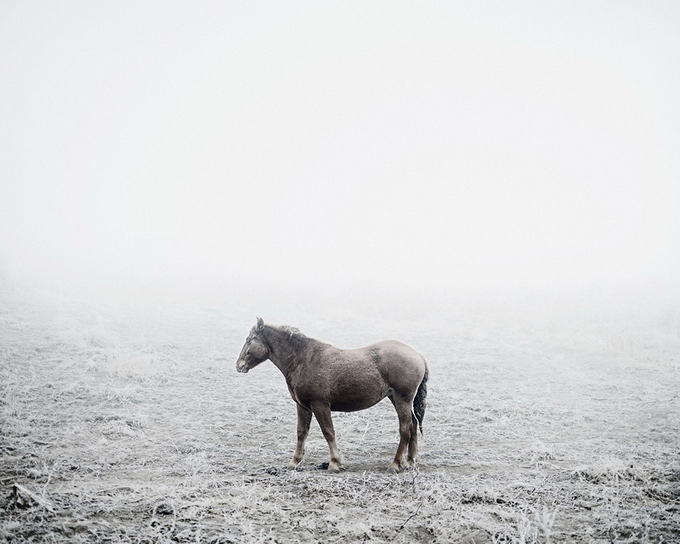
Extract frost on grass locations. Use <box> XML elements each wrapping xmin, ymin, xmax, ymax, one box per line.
<box><xmin>1</xmin><ymin>289</ymin><xmax>679</xmax><ymax>543</ymax></box>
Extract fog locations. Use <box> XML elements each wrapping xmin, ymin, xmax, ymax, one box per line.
<box><xmin>1</xmin><ymin>1</ymin><xmax>679</xmax><ymax>310</ymax></box>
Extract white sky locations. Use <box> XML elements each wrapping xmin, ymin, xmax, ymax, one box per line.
<box><xmin>1</xmin><ymin>1</ymin><xmax>679</xmax><ymax>300</ymax></box>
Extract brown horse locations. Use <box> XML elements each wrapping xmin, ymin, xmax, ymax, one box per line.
<box><xmin>235</xmin><ymin>318</ymin><xmax>429</xmax><ymax>472</ymax></box>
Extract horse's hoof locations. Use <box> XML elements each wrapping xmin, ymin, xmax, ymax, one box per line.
<box><xmin>387</xmin><ymin>463</ymin><xmax>402</xmax><ymax>473</ymax></box>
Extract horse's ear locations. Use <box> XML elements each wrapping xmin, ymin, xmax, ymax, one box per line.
<box><xmin>256</xmin><ymin>317</ymin><xmax>264</xmax><ymax>331</ymax></box>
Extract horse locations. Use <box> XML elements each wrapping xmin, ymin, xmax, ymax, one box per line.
<box><xmin>235</xmin><ymin>318</ymin><xmax>429</xmax><ymax>472</ymax></box>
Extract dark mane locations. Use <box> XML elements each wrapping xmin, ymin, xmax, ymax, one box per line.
<box><xmin>263</xmin><ymin>324</ymin><xmax>311</xmax><ymax>352</ymax></box>
<box><xmin>279</xmin><ymin>325</ymin><xmax>305</xmax><ymax>339</ymax></box>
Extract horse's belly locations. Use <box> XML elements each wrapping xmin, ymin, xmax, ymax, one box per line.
<box><xmin>330</xmin><ymin>399</ymin><xmax>379</xmax><ymax>412</ymax></box>
<box><xmin>329</xmin><ymin>386</ymin><xmax>390</xmax><ymax>412</ymax></box>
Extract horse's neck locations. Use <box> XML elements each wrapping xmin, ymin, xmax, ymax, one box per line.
<box><xmin>263</xmin><ymin>326</ymin><xmax>305</xmax><ymax>376</ymax></box>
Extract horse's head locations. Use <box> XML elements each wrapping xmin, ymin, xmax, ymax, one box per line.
<box><xmin>236</xmin><ymin>318</ymin><xmax>269</xmax><ymax>373</ymax></box>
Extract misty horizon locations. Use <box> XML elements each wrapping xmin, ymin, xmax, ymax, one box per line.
<box><xmin>1</xmin><ymin>1</ymin><xmax>679</xmax><ymax>304</ymax></box>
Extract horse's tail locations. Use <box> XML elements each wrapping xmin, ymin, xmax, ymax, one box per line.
<box><xmin>413</xmin><ymin>363</ymin><xmax>428</xmax><ymax>435</ymax></box>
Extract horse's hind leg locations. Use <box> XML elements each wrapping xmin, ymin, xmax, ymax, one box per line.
<box><xmin>289</xmin><ymin>405</ymin><xmax>312</xmax><ymax>469</ymax></box>
<box><xmin>311</xmin><ymin>403</ymin><xmax>343</xmax><ymax>472</ymax></box>
<box><xmin>389</xmin><ymin>396</ymin><xmax>417</xmax><ymax>472</ymax></box>
<box><xmin>407</xmin><ymin>412</ymin><xmax>419</xmax><ymax>465</ymax></box>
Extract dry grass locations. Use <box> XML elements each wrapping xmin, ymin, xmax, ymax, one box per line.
<box><xmin>1</xmin><ymin>287</ymin><xmax>679</xmax><ymax>543</ymax></box>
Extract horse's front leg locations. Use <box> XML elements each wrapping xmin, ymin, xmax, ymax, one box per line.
<box><xmin>289</xmin><ymin>404</ymin><xmax>312</xmax><ymax>469</ymax></box>
<box><xmin>311</xmin><ymin>403</ymin><xmax>343</xmax><ymax>472</ymax></box>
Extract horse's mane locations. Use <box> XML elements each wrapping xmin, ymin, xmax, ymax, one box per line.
<box><xmin>263</xmin><ymin>324</ymin><xmax>313</xmax><ymax>352</ymax></box>
<box><xmin>279</xmin><ymin>325</ymin><xmax>305</xmax><ymax>339</ymax></box>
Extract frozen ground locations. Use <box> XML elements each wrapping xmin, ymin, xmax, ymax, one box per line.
<box><xmin>1</xmin><ymin>286</ymin><xmax>679</xmax><ymax>543</ymax></box>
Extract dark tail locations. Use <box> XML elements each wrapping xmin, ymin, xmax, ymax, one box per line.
<box><xmin>413</xmin><ymin>364</ymin><xmax>428</xmax><ymax>435</ymax></box>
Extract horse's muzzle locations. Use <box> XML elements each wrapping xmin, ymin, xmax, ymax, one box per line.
<box><xmin>236</xmin><ymin>360</ymin><xmax>249</xmax><ymax>373</ymax></box>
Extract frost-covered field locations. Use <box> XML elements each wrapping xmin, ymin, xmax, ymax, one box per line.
<box><xmin>1</xmin><ymin>287</ymin><xmax>679</xmax><ymax>543</ymax></box>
